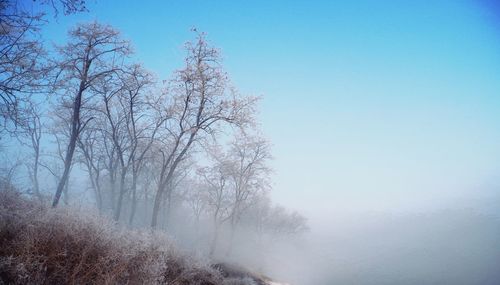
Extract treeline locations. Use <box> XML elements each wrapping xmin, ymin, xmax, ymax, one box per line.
<box><xmin>0</xmin><ymin>0</ymin><xmax>307</xmax><ymax>257</ymax></box>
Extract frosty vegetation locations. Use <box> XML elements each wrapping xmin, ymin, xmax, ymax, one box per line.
<box><xmin>0</xmin><ymin>0</ymin><xmax>307</xmax><ymax>284</ymax></box>
<box><xmin>0</xmin><ymin>187</ymin><xmax>280</xmax><ymax>284</ymax></box>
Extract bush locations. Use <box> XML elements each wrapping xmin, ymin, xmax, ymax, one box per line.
<box><xmin>0</xmin><ymin>189</ymin><xmax>278</xmax><ymax>284</ymax></box>
<box><xmin>0</xmin><ymin>189</ymin><xmax>223</xmax><ymax>284</ymax></box>
<box><xmin>222</xmin><ymin>277</ymin><xmax>258</xmax><ymax>285</ymax></box>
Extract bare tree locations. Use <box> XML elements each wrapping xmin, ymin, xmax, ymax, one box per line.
<box><xmin>77</xmin><ymin>121</ymin><xmax>106</xmax><ymax>211</ymax></box>
<box><xmin>0</xmin><ymin>0</ymin><xmax>88</xmax><ymax>134</ymax></box>
<box><xmin>266</xmin><ymin>205</ymin><xmax>309</xmax><ymax>236</ymax></box>
<box><xmin>38</xmin><ymin>0</ymin><xmax>88</xmax><ymax>15</ymax></box>
<box><xmin>197</xmin><ymin>160</ymin><xmax>232</xmax><ymax>256</ymax></box>
<box><xmin>149</xmin><ymin>32</ymin><xmax>257</xmax><ymax>228</ymax></box>
<box><xmin>195</xmin><ymin>135</ymin><xmax>271</xmax><ymax>256</ymax></box>
<box><xmin>183</xmin><ymin>179</ymin><xmax>208</xmax><ymax>234</ymax></box>
<box><xmin>88</xmin><ymin>63</ymin><xmax>159</xmax><ymax>221</ymax></box>
<box><xmin>0</xmin><ymin>150</ymin><xmax>22</xmax><ymax>190</ymax></box>
<box><xmin>226</xmin><ymin>134</ymin><xmax>272</xmax><ymax>236</ymax></box>
<box><xmin>242</xmin><ymin>195</ymin><xmax>308</xmax><ymax>239</ymax></box>
<box><xmin>115</xmin><ymin>65</ymin><xmax>159</xmax><ymax>222</ymax></box>
<box><xmin>222</xmin><ymin>135</ymin><xmax>272</xmax><ymax>255</ymax></box>
<box><xmin>43</xmin><ymin>112</ymin><xmax>76</xmax><ymax>204</ymax></box>
<box><xmin>51</xmin><ymin>22</ymin><xmax>131</xmax><ymax>207</ymax></box>
<box><xmin>92</xmin><ymin>72</ymin><xmax>130</xmax><ymax>219</ymax></box>
<box><xmin>16</xmin><ymin>99</ymin><xmax>44</xmax><ymax>200</ymax></box>
<box><xmin>0</xmin><ymin>0</ymin><xmax>45</xmax><ymax>133</ymax></box>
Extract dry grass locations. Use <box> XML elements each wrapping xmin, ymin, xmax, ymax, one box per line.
<box><xmin>0</xmin><ymin>186</ymin><xmax>274</xmax><ymax>284</ymax></box>
<box><xmin>0</xmin><ymin>188</ymin><xmax>226</xmax><ymax>284</ymax></box>
<box><xmin>0</xmin><ymin>187</ymin><xmax>274</xmax><ymax>284</ymax></box>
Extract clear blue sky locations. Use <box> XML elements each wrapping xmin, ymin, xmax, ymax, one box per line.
<box><xmin>38</xmin><ymin>0</ymin><xmax>500</xmax><ymax>217</ymax></box>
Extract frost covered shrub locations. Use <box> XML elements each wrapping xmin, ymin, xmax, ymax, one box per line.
<box><xmin>0</xmin><ymin>189</ymin><xmax>223</xmax><ymax>284</ymax></box>
<box><xmin>222</xmin><ymin>277</ymin><xmax>258</xmax><ymax>285</ymax></box>
<box><xmin>213</xmin><ymin>263</ymin><xmax>268</xmax><ymax>285</ymax></box>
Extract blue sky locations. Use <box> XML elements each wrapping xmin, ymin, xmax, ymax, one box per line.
<box><xmin>36</xmin><ymin>0</ymin><xmax>500</xmax><ymax>217</ymax></box>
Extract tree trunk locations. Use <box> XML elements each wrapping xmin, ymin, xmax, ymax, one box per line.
<box><xmin>33</xmin><ymin>147</ymin><xmax>41</xmax><ymax>200</ymax></box>
<box><xmin>52</xmin><ymin>89</ymin><xmax>83</xmax><ymax>207</ymax></box>
<box><xmin>225</xmin><ymin>220</ymin><xmax>236</xmax><ymax>257</ymax></box>
<box><xmin>151</xmin><ymin>169</ymin><xmax>174</xmax><ymax>228</ymax></box>
<box><xmin>151</xmin><ymin>181</ymin><xmax>164</xmax><ymax>228</ymax></box>
<box><xmin>114</xmin><ymin>170</ymin><xmax>126</xmax><ymax>221</ymax></box>
<box><xmin>165</xmin><ymin>188</ymin><xmax>173</xmax><ymax>229</ymax></box>
<box><xmin>108</xmin><ymin>165</ymin><xmax>117</xmax><ymax>213</ymax></box>
<box><xmin>209</xmin><ymin>214</ymin><xmax>220</xmax><ymax>257</ymax></box>
<box><xmin>63</xmin><ymin>179</ymin><xmax>69</xmax><ymax>205</ymax></box>
<box><xmin>89</xmin><ymin>170</ymin><xmax>102</xmax><ymax>212</ymax></box>
<box><xmin>52</xmin><ymin>53</ymin><xmax>90</xmax><ymax>207</ymax></box>
<box><xmin>128</xmin><ymin>174</ymin><xmax>138</xmax><ymax>225</ymax></box>
<box><xmin>151</xmin><ymin>133</ymin><xmax>196</xmax><ymax>228</ymax></box>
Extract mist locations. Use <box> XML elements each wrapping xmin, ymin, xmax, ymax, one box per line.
<box><xmin>2</xmin><ymin>0</ymin><xmax>500</xmax><ymax>284</ymax></box>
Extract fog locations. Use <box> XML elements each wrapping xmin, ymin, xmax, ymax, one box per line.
<box><xmin>147</xmin><ymin>193</ymin><xmax>500</xmax><ymax>285</ymax></box>
<box><xmin>305</xmin><ymin>206</ymin><xmax>500</xmax><ymax>283</ymax></box>
<box><xmin>2</xmin><ymin>0</ymin><xmax>500</xmax><ymax>284</ymax></box>
<box><xmin>261</xmin><ymin>166</ymin><xmax>500</xmax><ymax>284</ymax></box>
